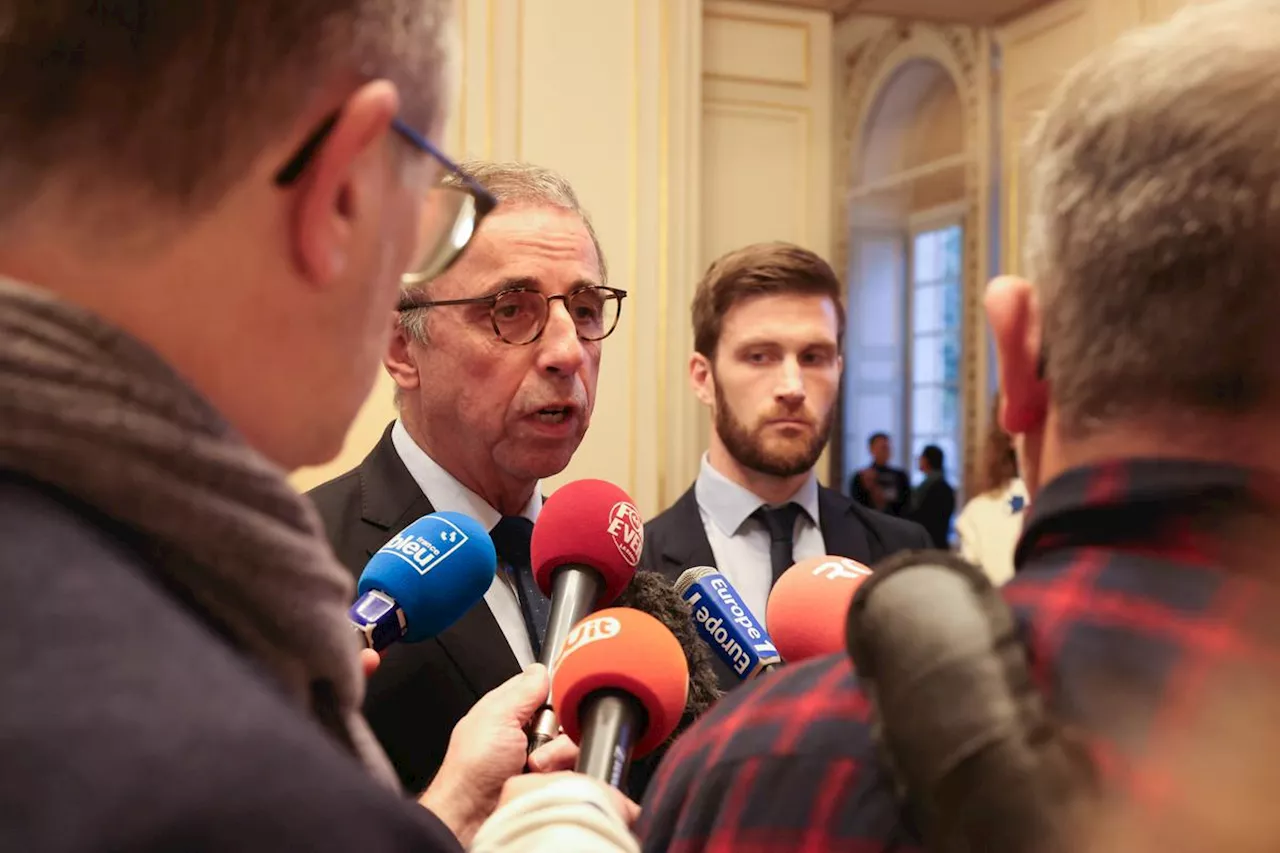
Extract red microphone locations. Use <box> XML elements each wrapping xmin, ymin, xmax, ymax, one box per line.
<box><xmin>526</xmin><ymin>479</ymin><xmax>642</xmax><ymax>752</ymax></box>
<box><xmin>551</xmin><ymin>607</ymin><xmax>689</xmax><ymax>788</ymax></box>
<box><xmin>767</xmin><ymin>554</ymin><xmax>874</xmax><ymax>663</ymax></box>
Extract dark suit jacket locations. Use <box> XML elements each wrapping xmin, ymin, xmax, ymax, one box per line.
<box><xmin>850</xmin><ymin>463</ymin><xmax>912</xmax><ymax>517</ymax></box>
<box><xmin>639</xmin><ymin>482</ymin><xmax>931</xmax><ymax>691</ymax></box>
<box><xmin>307</xmin><ymin>424</ymin><xmax>521</xmax><ymax>795</ymax></box>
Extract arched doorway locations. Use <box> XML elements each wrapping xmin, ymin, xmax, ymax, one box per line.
<box><xmin>841</xmin><ymin>56</ymin><xmax>968</xmax><ymax>500</ymax></box>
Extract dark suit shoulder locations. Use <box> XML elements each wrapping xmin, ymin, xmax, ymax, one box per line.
<box><xmin>306</xmin><ymin>467</ymin><xmax>363</xmax><ymax>528</ymax></box>
<box><xmin>643</xmin><ymin>486</ymin><xmax>697</xmax><ymax>538</ymax></box>
<box><xmin>640</xmin><ymin>486</ymin><xmax>701</xmax><ymax>578</ymax></box>
<box><xmin>821</xmin><ymin>485</ymin><xmax>931</xmax><ymax>555</ymax></box>
<box><xmin>854</xmin><ymin>500</ymin><xmax>933</xmax><ymax>552</ymax></box>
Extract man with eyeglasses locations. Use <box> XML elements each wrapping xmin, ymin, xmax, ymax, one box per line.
<box><xmin>0</xmin><ymin>3</ymin><xmax>637</xmax><ymax>852</ymax></box>
<box><xmin>310</xmin><ymin>160</ymin><xmax>629</xmax><ymax>799</ymax></box>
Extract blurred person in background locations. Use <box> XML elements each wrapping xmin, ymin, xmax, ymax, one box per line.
<box><xmin>851</xmin><ymin>431</ymin><xmax>912</xmax><ymax>516</ymax></box>
<box><xmin>906</xmin><ymin>443</ymin><xmax>956</xmax><ymax>549</ymax></box>
<box><xmin>955</xmin><ymin>395</ymin><xmax>1029</xmax><ymax>585</ymax></box>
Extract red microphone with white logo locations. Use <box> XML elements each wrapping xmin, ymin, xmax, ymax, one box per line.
<box><xmin>526</xmin><ymin>479</ymin><xmax>642</xmax><ymax>752</ymax></box>
<box><xmin>551</xmin><ymin>608</ymin><xmax>689</xmax><ymax>788</ymax></box>
<box><xmin>767</xmin><ymin>554</ymin><xmax>874</xmax><ymax>663</ymax></box>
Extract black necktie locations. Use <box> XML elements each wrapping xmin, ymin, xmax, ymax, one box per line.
<box><xmin>489</xmin><ymin>516</ymin><xmax>549</xmax><ymax>658</ymax></box>
<box><xmin>753</xmin><ymin>503</ymin><xmax>804</xmax><ymax>584</ymax></box>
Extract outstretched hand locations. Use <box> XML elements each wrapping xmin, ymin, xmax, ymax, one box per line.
<box><xmin>419</xmin><ymin>664</ymin><xmax>579</xmax><ymax>845</ymax></box>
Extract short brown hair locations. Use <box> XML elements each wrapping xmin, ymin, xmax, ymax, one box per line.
<box><xmin>0</xmin><ymin>1</ymin><xmax>450</xmax><ymax>227</ymax></box>
<box><xmin>1024</xmin><ymin>0</ymin><xmax>1280</xmax><ymax>434</ymax></box>
<box><xmin>692</xmin><ymin>242</ymin><xmax>845</xmax><ymax>357</ymax></box>
<box><xmin>976</xmin><ymin>394</ymin><xmax>1018</xmax><ymax>496</ymax></box>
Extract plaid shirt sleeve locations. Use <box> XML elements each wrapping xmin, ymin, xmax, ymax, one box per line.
<box><xmin>637</xmin><ymin>654</ymin><xmax>921</xmax><ymax>853</ymax></box>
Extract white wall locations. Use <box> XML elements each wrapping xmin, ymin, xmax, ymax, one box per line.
<box><xmin>290</xmin><ymin>0</ymin><xmax>832</xmax><ymax>516</ymax></box>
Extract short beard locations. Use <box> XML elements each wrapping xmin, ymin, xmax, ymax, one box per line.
<box><xmin>713</xmin><ymin>379</ymin><xmax>833</xmax><ymax>478</ymax></box>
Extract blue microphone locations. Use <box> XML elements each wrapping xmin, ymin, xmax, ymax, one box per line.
<box><xmin>349</xmin><ymin>511</ymin><xmax>497</xmax><ymax>652</ymax></box>
<box><xmin>674</xmin><ymin>566</ymin><xmax>782</xmax><ymax>680</ymax></box>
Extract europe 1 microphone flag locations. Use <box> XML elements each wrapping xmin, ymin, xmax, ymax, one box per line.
<box><xmin>674</xmin><ymin>566</ymin><xmax>781</xmax><ymax>679</ymax></box>
<box><xmin>551</xmin><ymin>607</ymin><xmax>689</xmax><ymax>789</ymax></box>
<box><xmin>349</xmin><ymin>511</ymin><xmax>497</xmax><ymax>652</ymax></box>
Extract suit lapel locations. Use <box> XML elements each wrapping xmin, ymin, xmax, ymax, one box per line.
<box><xmin>357</xmin><ymin>425</ymin><xmax>436</xmax><ymax>555</ymax></box>
<box><xmin>656</xmin><ymin>486</ymin><xmax>718</xmax><ymax>582</ymax></box>
<box><xmin>817</xmin><ymin>485</ymin><xmax>879</xmax><ymax>565</ymax></box>
<box><xmin>357</xmin><ymin>424</ymin><xmax>521</xmax><ymax>696</ymax></box>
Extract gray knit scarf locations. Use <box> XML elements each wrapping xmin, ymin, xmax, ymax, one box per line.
<box><xmin>0</xmin><ymin>276</ymin><xmax>399</xmax><ymax>790</ymax></box>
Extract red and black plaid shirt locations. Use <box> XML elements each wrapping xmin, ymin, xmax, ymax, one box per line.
<box><xmin>638</xmin><ymin>459</ymin><xmax>1280</xmax><ymax>852</ymax></box>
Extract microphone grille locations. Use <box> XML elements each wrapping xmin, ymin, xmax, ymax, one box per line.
<box><xmin>674</xmin><ymin>565</ymin><xmax>719</xmax><ymax>596</ymax></box>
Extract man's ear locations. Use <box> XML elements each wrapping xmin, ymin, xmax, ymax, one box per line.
<box><xmin>689</xmin><ymin>352</ymin><xmax>716</xmax><ymax>408</ymax></box>
<box><xmin>384</xmin><ymin>318</ymin><xmax>423</xmax><ymax>394</ymax></box>
<box><xmin>984</xmin><ymin>276</ymin><xmax>1048</xmax><ymax>436</ymax></box>
<box><xmin>289</xmin><ymin>80</ymin><xmax>401</xmax><ymax>289</ymax></box>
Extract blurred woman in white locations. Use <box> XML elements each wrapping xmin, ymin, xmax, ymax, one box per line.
<box><xmin>955</xmin><ymin>396</ymin><xmax>1029</xmax><ymax>585</ymax></box>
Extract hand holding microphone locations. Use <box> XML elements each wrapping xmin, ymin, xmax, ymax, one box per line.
<box><xmin>421</xmin><ymin>662</ymin><xmax>579</xmax><ymax>846</ymax></box>
<box><xmin>551</xmin><ymin>608</ymin><xmax>690</xmax><ymax>788</ymax></box>
<box><xmin>348</xmin><ymin>511</ymin><xmax>496</xmax><ymax>652</ymax></box>
<box><xmin>526</xmin><ymin>479</ymin><xmax>642</xmax><ymax>752</ymax></box>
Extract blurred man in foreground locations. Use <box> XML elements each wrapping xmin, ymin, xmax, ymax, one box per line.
<box><xmin>639</xmin><ymin>2</ymin><xmax>1280</xmax><ymax>849</ymax></box>
<box><xmin>0</xmin><ymin>2</ymin><xmax>630</xmax><ymax>850</ymax></box>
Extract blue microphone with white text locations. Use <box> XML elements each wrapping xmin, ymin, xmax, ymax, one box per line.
<box><xmin>349</xmin><ymin>511</ymin><xmax>497</xmax><ymax>652</ymax></box>
<box><xmin>674</xmin><ymin>565</ymin><xmax>782</xmax><ymax>680</ymax></box>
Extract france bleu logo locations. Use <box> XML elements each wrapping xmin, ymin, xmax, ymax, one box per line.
<box><xmin>378</xmin><ymin>517</ymin><xmax>470</xmax><ymax>575</ymax></box>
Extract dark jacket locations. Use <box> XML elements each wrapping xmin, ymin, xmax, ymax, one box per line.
<box><xmin>850</xmin><ymin>463</ymin><xmax>912</xmax><ymax>516</ymax></box>
<box><xmin>0</xmin><ymin>470</ymin><xmax>461</xmax><ymax>853</ymax></box>
<box><xmin>908</xmin><ymin>473</ymin><xmax>957</xmax><ymax>549</ymax></box>
<box><xmin>639</xmin><ymin>482</ymin><xmax>931</xmax><ymax>690</ymax></box>
<box><xmin>307</xmin><ymin>424</ymin><xmax>521</xmax><ymax>795</ymax></box>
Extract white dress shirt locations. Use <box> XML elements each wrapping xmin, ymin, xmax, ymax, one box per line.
<box><xmin>694</xmin><ymin>454</ymin><xmax>826</xmax><ymax>630</ymax></box>
<box><xmin>391</xmin><ymin>419</ymin><xmax>539</xmax><ymax>667</ymax></box>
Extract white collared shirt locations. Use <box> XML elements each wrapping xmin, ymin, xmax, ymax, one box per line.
<box><xmin>390</xmin><ymin>419</ymin><xmax>539</xmax><ymax>667</ymax></box>
<box><xmin>693</xmin><ymin>454</ymin><xmax>826</xmax><ymax>629</ymax></box>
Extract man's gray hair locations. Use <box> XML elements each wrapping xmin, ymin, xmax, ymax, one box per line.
<box><xmin>399</xmin><ymin>161</ymin><xmax>606</xmax><ymax>342</ymax></box>
<box><xmin>1023</xmin><ymin>0</ymin><xmax>1280</xmax><ymax>436</ymax></box>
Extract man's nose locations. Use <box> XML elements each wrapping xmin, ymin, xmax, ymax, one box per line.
<box><xmin>775</xmin><ymin>357</ymin><xmax>806</xmax><ymax>403</ymax></box>
<box><xmin>536</xmin><ymin>301</ymin><xmax>586</xmax><ymax>377</ymax></box>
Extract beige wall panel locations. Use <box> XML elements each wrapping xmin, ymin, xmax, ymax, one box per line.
<box><xmin>704</xmin><ymin>12</ymin><xmax>811</xmax><ymax>87</ymax></box>
<box><xmin>702</xmin><ymin>104</ymin><xmax>810</xmax><ymax>255</ymax></box>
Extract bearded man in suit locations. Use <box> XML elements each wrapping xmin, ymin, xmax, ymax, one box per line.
<box><xmin>639</xmin><ymin>242</ymin><xmax>929</xmax><ymax>690</ymax></box>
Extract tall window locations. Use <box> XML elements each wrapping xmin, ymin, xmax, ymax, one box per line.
<box><xmin>908</xmin><ymin>221</ymin><xmax>963</xmax><ymax>486</ymax></box>
<box><xmin>841</xmin><ymin>219</ymin><xmax>964</xmax><ymax>496</ymax></box>
<box><xmin>840</xmin><ymin>56</ymin><xmax>969</xmax><ymax>499</ymax></box>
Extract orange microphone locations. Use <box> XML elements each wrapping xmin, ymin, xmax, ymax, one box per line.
<box><xmin>767</xmin><ymin>555</ymin><xmax>874</xmax><ymax>663</ymax></box>
<box><xmin>551</xmin><ymin>607</ymin><xmax>689</xmax><ymax>788</ymax></box>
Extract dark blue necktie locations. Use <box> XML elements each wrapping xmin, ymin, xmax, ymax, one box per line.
<box><xmin>490</xmin><ymin>516</ymin><xmax>550</xmax><ymax>657</ymax></box>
